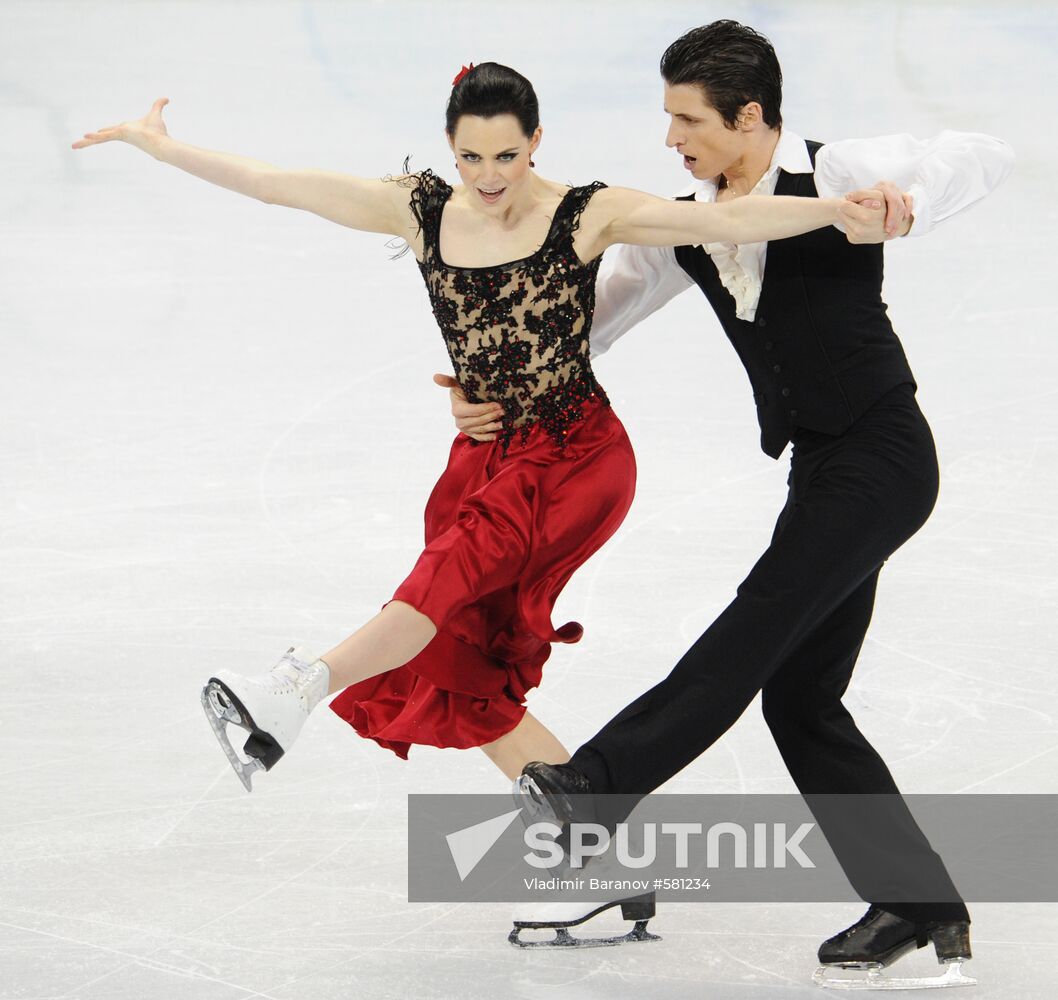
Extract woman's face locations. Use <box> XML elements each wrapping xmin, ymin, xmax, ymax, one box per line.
<box><xmin>448</xmin><ymin>114</ymin><xmax>541</xmax><ymax>210</ymax></box>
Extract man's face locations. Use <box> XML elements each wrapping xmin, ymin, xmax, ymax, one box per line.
<box><xmin>663</xmin><ymin>83</ymin><xmax>749</xmax><ymax>181</ymax></box>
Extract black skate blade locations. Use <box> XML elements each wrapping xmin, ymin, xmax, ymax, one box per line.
<box><xmin>508</xmin><ymin>920</ymin><xmax>660</xmax><ymax>950</ymax></box>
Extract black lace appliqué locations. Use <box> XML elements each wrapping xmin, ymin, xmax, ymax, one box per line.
<box><xmin>400</xmin><ymin>170</ymin><xmax>610</xmax><ymax>456</ymax></box>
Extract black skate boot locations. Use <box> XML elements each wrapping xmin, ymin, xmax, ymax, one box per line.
<box><xmin>813</xmin><ymin>905</ymin><xmax>975</xmax><ymax>990</ymax></box>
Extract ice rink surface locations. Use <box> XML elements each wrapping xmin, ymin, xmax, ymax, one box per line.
<box><xmin>2</xmin><ymin>0</ymin><xmax>1056</xmax><ymax>997</ymax></box>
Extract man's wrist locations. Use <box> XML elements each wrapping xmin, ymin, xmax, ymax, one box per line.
<box><xmin>899</xmin><ymin>213</ymin><xmax>915</xmax><ymax>237</ymax></box>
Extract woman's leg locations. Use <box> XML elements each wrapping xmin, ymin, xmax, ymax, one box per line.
<box><xmin>321</xmin><ymin>600</ymin><xmax>437</xmax><ymax>695</ymax></box>
<box><xmin>480</xmin><ymin>711</ymin><xmax>571</xmax><ymax>780</ymax></box>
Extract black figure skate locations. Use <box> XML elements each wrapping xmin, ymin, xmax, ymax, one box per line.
<box><xmin>813</xmin><ymin>905</ymin><xmax>975</xmax><ymax>990</ymax></box>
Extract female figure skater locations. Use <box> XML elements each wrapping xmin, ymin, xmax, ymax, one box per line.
<box><xmin>72</xmin><ymin>63</ymin><xmax>854</xmax><ymax>792</ymax></box>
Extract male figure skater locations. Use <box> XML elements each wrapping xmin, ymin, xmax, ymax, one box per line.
<box><xmin>439</xmin><ymin>20</ymin><xmax>1013</xmax><ymax>987</ymax></box>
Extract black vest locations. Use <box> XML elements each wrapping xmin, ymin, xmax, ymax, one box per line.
<box><xmin>674</xmin><ymin>140</ymin><xmax>916</xmax><ymax>459</ymax></box>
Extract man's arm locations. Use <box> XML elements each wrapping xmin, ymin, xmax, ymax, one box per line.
<box><xmin>815</xmin><ymin>131</ymin><xmax>1015</xmax><ymax>237</ymax></box>
<box><xmin>589</xmin><ymin>242</ymin><xmax>695</xmax><ymax>359</ymax></box>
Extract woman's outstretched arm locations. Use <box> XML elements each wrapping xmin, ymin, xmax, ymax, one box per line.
<box><xmin>581</xmin><ymin>186</ymin><xmax>855</xmax><ymax>258</ymax></box>
<box><xmin>72</xmin><ymin>98</ymin><xmax>414</xmax><ymax>238</ymax></box>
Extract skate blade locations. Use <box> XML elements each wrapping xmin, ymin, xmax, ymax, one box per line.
<box><xmin>512</xmin><ymin>774</ymin><xmax>564</xmax><ymax>827</ymax></box>
<box><xmin>200</xmin><ymin>681</ymin><xmax>267</xmax><ymax>792</ymax></box>
<box><xmin>508</xmin><ymin>919</ymin><xmax>660</xmax><ymax>950</ymax></box>
<box><xmin>813</xmin><ymin>959</ymin><xmax>977</xmax><ymax>990</ymax></box>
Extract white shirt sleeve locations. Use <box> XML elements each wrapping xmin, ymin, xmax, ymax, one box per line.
<box><xmin>589</xmin><ymin>242</ymin><xmax>695</xmax><ymax>359</ymax></box>
<box><xmin>813</xmin><ymin>131</ymin><xmax>1015</xmax><ymax>237</ymax></box>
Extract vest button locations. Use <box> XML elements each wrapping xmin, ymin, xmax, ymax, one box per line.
<box><xmin>757</xmin><ymin>317</ymin><xmax>767</xmax><ymax>327</ymax></box>
<box><xmin>764</xmin><ymin>341</ymin><xmax>774</xmax><ymax>351</ymax></box>
<box><xmin>773</xmin><ymin>364</ymin><xmax>782</xmax><ymax>373</ymax></box>
<box><xmin>790</xmin><ymin>409</ymin><xmax>799</xmax><ymax>419</ymax></box>
<box><xmin>782</xmin><ymin>387</ymin><xmax>791</xmax><ymax>397</ymax></box>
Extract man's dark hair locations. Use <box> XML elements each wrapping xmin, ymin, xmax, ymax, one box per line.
<box><xmin>445</xmin><ymin>62</ymin><xmax>540</xmax><ymax>138</ymax></box>
<box><xmin>660</xmin><ymin>20</ymin><xmax>783</xmax><ymax>131</ymax></box>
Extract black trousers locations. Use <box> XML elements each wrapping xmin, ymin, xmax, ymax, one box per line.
<box><xmin>572</xmin><ymin>383</ymin><xmax>968</xmax><ymax>924</ymax></box>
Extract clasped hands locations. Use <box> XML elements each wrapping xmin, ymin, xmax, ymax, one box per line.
<box><xmin>840</xmin><ymin>180</ymin><xmax>914</xmax><ymax>243</ymax></box>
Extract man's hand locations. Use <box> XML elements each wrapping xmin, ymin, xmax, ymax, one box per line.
<box><xmin>840</xmin><ymin>181</ymin><xmax>914</xmax><ymax>244</ymax></box>
<box><xmin>433</xmin><ymin>373</ymin><xmax>503</xmax><ymax>442</ymax></box>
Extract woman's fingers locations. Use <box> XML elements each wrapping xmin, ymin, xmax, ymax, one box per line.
<box><xmin>72</xmin><ymin>130</ymin><xmax>118</xmax><ymax>149</ymax></box>
<box><xmin>72</xmin><ymin>121</ymin><xmax>127</xmax><ymax>148</ymax></box>
<box><xmin>72</xmin><ymin>97</ymin><xmax>168</xmax><ymax>151</ymax></box>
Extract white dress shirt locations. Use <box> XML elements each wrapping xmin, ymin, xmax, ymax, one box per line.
<box><xmin>589</xmin><ymin>129</ymin><xmax>1015</xmax><ymax>357</ymax></box>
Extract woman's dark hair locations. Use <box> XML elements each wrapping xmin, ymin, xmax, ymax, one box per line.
<box><xmin>445</xmin><ymin>62</ymin><xmax>540</xmax><ymax>138</ymax></box>
<box><xmin>660</xmin><ymin>20</ymin><xmax>783</xmax><ymax>131</ymax></box>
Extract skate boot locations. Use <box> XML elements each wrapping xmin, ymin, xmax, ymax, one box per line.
<box><xmin>514</xmin><ymin>761</ymin><xmax>596</xmax><ymax>827</ymax></box>
<box><xmin>813</xmin><ymin>905</ymin><xmax>975</xmax><ymax>990</ymax></box>
<box><xmin>509</xmin><ymin>891</ymin><xmax>659</xmax><ymax>949</ymax></box>
<box><xmin>510</xmin><ymin>769</ymin><xmax>659</xmax><ymax>949</ymax></box>
<box><xmin>200</xmin><ymin>645</ymin><xmax>331</xmax><ymax>792</ymax></box>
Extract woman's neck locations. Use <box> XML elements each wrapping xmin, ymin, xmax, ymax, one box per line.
<box><xmin>459</xmin><ymin>174</ymin><xmax>559</xmax><ymax>231</ymax></box>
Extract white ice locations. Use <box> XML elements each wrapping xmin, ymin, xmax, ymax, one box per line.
<box><xmin>1</xmin><ymin>1</ymin><xmax>1055</xmax><ymax>998</ymax></box>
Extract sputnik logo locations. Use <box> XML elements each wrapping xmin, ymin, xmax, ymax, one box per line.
<box><xmin>445</xmin><ymin>808</ymin><xmax>523</xmax><ymax>881</ymax></box>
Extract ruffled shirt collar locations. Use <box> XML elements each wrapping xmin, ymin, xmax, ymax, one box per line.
<box><xmin>675</xmin><ymin>130</ymin><xmax>813</xmax><ymax>322</ymax></box>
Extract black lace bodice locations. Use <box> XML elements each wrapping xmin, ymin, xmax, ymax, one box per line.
<box><xmin>401</xmin><ymin>170</ymin><xmax>610</xmax><ymax>455</ymax></box>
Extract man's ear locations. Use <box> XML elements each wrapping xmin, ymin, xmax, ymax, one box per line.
<box><xmin>736</xmin><ymin>102</ymin><xmax>765</xmax><ymax>131</ymax></box>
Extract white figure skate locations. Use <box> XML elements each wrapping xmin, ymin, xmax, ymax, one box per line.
<box><xmin>200</xmin><ymin>645</ymin><xmax>330</xmax><ymax>792</ymax></box>
<box><xmin>509</xmin><ymin>776</ymin><xmax>660</xmax><ymax>949</ymax></box>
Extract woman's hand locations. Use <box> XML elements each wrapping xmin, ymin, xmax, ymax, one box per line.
<box><xmin>432</xmin><ymin>374</ymin><xmax>503</xmax><ymax>442</ymax></box>
<box><xmin>71</xmin><ymin>97</ymin><xmax>170</xmax><ymax>153</ymax></box>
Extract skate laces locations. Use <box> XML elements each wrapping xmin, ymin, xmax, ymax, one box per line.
<box><xmin>272</xmin><ymin>649</ymin><xmax>329</xmax><ymax>708</ymax></box>
<box><xmin>268</xmin><ymin>651</ymin><xmax>312</xmax><ymax>691</ymax></box>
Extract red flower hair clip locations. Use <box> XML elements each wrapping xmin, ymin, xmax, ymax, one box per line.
<box><xmin>452</xmin><ymin>63</ymin><xmax>475</xmax><ymax>86</ymax></box>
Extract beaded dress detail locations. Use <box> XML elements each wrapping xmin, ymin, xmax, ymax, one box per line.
<box><xmin>408</xmin><ymin>170</ymin><xmax>610</xmax><ymax>455</ymax></box>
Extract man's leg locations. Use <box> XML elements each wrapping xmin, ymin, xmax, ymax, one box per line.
<box><xmin>761</xmin><ymin>570</ymin><xmax>968</xmax><ymax>922</ymax></box>
<box><xmin>570</xmin><ymin>386</ymin><xmax>939</xmax><ymax>802</ymax></box>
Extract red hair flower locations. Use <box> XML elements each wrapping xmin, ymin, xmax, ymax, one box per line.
<box><xmin>452</xmin><ymin>63</ymin><xmax>475</xmax><ymax>86</ymax></box>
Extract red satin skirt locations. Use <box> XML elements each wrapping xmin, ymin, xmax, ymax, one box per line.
<box><xmin>328</xmin><ymin>393</ymin><xmax>636</xmax><ymax>758</ymax></box>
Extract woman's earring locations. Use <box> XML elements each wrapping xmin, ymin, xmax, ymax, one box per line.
<box><xmin>529</xmin><ymin>158</ymin><xmax>536</xmax><ymax>168</ymax></box>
